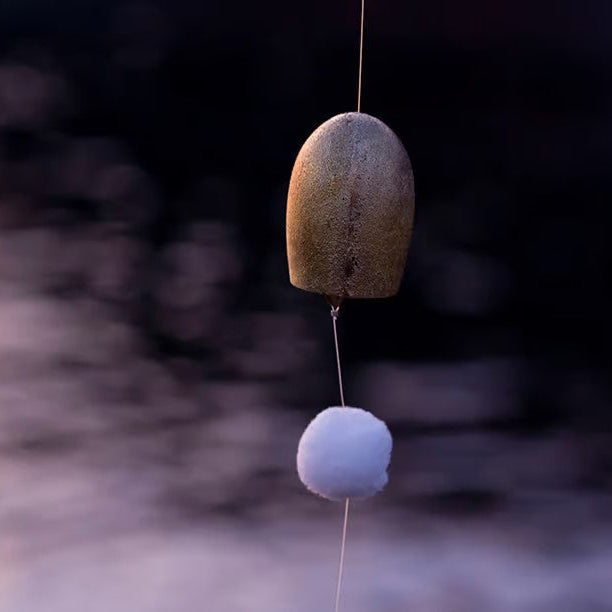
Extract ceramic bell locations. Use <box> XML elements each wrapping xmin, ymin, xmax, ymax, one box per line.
<box><xmin>286</xmin><ymin>112</ymin><xmax>415</xmax><ymax>301</ymax></box>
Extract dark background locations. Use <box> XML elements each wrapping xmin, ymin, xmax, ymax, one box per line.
<box><xmin>0</xmin><ymin>1</ymin><xmax>611</xmax><ymax>610</ymax></box>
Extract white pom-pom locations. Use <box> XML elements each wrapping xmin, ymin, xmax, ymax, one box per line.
<box><xmin>297</xmin><ymin>406</ymin><xmax>392</xmax><ymax>501</ymax></box>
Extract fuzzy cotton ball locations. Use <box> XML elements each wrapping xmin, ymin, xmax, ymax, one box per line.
<box><xmin>297</xmin><ymin>406</ymin><xmax>392</xmax><ymax>501</ymax></box>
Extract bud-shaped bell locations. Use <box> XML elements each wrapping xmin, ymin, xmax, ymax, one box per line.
<box><xmin>286</xmin><ymin>112</ymin><xmax>415</xmax><ymax>300</ymax></box>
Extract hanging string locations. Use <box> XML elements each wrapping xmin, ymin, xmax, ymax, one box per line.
<box><xmin>335</xmin><ymin>497</ymin><xmax>351</xmax><ymax>612</ymax></box>
<box><xmin>330</xmin><ymin>306</ymin><xmax>345</xmax><ymax>407</ymax></box>
<box><xmin>357</xmin><ymin>0</ymin><xmax>365</xmax><ymax>112</ymax></box>
<box><xmin>333</xmin><ymin>1</ymin><xmax>366</xmax><ymax>607</ymax></box>
<box><xmin>330</xmin><ymin>305</ymin><xmax>350</xmax><ymax>612</ymax></box>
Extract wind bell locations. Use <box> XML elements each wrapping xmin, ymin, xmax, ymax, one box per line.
<box><xmin>285</xmin><ymin>1</ymin><xmax>415</xmax><ymax>609</ymax></box>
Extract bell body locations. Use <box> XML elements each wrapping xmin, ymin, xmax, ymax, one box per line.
<box><xmin>286</xmin><ymin>112</ymin><xmax>415</xmax><ymax>299</ymax></box>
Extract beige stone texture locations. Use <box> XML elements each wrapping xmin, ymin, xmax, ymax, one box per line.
<box><xmin>286</xmin><ymin>112</ymin><xmax>415</xmax><ymax>300</ymax></box>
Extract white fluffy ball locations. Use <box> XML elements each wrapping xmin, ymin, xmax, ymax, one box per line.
<box><xmin>297</xmin><ymin>406</ymin><xmax>392</xmax><ymax>501</ymax></box>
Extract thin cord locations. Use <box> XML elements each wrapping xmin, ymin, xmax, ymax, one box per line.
<box><xmin>330</xmin><ymin>306</ymin><xmax>345</xmax><ymax>407</ymax></box>
<box><xmin>357</xmin><ymin>0</ymin><xmax>365</xmax><ymax>112</ymax></box>
<box><xmin>334</xmin><ymin>2</ymin><xmax>364</xmax><ymax>605</ymax></box>
<box><xmin>333</xmin><ymin>5</ymin><xmax>365</xmax><ymax>610</ymax></box>
<box><xmin>330</xmin><ymin>305</ymin><xmax>350</xmax><ymax>612</ymax></box>
<box><xmin>334</xmin><ymin>498</ymin><xmax>351</xmax><ymax>612</ymax></box>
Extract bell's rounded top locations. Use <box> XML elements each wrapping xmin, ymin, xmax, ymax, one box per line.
<box><xmin>286</xmin><ymin>112</ymin><xmax>415</xmax><ymax>300</ymax></box>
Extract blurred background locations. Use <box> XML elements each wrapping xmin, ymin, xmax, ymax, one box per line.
<box><xmin>0</xmin><ymin>1</ymin><xmax>611</xmax><ymax>610</ymax></box>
